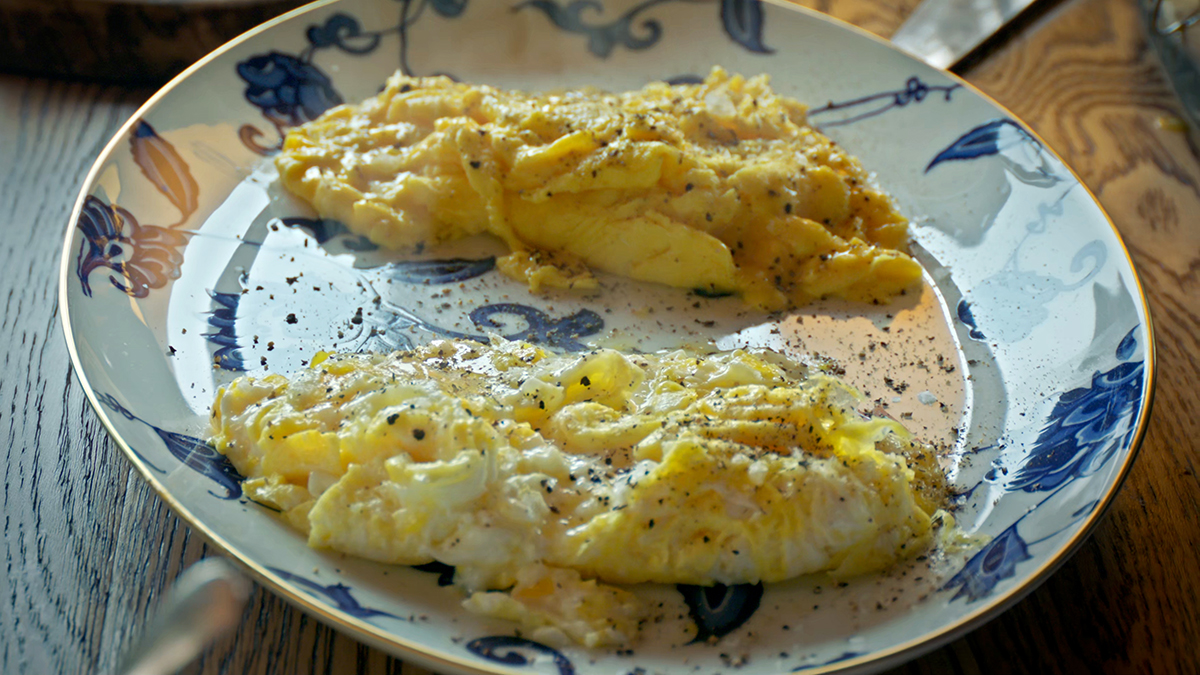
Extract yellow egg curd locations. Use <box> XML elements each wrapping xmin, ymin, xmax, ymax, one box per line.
<box><xmin>210</xmin><ymin>339</ymin><xmax>947</xmax><ymax>647</ymax></box>
<box><xmin>276</xmin><ymin>68</ymin><xmax>923</xmax><ymax>310</ymax></box>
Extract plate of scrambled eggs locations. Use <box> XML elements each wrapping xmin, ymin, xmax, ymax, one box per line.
<box><xmin>60</xmin><ymin>0</ymin><xmax>1153</xmax><ymax>673</ymax></box>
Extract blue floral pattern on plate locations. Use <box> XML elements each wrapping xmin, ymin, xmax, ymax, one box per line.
<box><xmin>236</xmin><ymin>12</ymin><xmax>388</xmax><ymax>153</ymax></box>
<box><xmin>467</xmin><ymin>636</ymin><xmax>576</xmax><ymax>675</ymax></box>
<box><xmin>943</xmin><ymin>326</ymin><xmax>1143</xmax><ymax>602</ymax></box>
<box><xmin>268</xmin><ymin>567</ymin><xmax>400</xmax><ymax>620</ymax></box>
<box><xmin>1011</xmin><ymin>345</ymin><xmax>1144</xmax><ymax>493</ymax></box>
<box><xmin>96</xmin><ymin>393</ymin><xmax>245</xmax><ymax>499</ymax></box>
<box><xmin>77</xmin><ymin>121</ymin><xmax>195</xmax><ymax>298</ymax></box>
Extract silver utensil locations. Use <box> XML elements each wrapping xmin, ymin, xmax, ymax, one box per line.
<box><xmin>891</xmin><ymin>0</ymin><xmax>1040</xmax><ymax>70</ymax></box>
<box><xmin>114</xmin><ymin>558</ymin><xmax>251</xmax><ymax>675</ymax></box>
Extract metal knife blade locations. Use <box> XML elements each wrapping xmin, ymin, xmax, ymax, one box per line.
<box><xmin>891</xmin><ymin>0</ymin><xmax>1040</xmax><ymax>70</ymax></box>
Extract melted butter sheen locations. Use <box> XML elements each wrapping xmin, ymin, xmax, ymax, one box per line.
<box><xmin>276</xmin><ymin>68</ymin><xmax>923</xmax><ymax>310</ymax></box>
<box><xmin>210</xmin><ymin>339</ymin><xmax>947</xmax><ymax>647</ymax></box>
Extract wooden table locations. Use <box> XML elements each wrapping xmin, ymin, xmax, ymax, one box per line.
<box><xmin>2</xmin><ymin>0</ymin><xmax>1197</xmax><ymax>672</ymax></box>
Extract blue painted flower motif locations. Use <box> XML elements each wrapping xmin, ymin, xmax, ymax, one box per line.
<box><xmin>237</xmin><ymin>51</ymin><xmax>343</xmax><ymax>129</ymax></box>
<box><xmin>518</xmin><ymin>0</ymin><xmax>771</xmax><ymax>58</ymax></box>
<box><xmin>808</xmin><ymin>76</ymin><xmax>960</xmax><ymax>128</ymax></box>
<box><xmin>129</xmin><ymin>121</ymin><xmax>199</xmax><ymax>227</ymax></box>
<box><xmin>76</xmin><ymin>196</ymin><xmax>189</xmax><ymax>298</ymax></box>
<box><xmin>305</xmin><ymin>13</ymin><xmax>382</xmax><ymax>53</ymax></box>
<box><xmin>927</xmin><ymin>118</ymin><xmax>1065</xmax><ymax>189</ymax></box>
<box><xmin>78</xmin><ymin>122</ymin><xmax>197</xmax><ymax>299</ymax></box>
<box><xmin>466</xmin><ymin>636</ymin><xmax>576</xmax><ymax>675</ymax></box>
<box><xmin>517</xmin><ymin>0</ymin><xmax>669</xmax><ymax>57</ymax></box>
<box><xmin>677</xmin><ymin>582</ymin><xmax>763</xmax><ymax>642</ymax></box>
<box><xmin>206</xmin><ymin>292</ymin><xmax>246</xmax><ymax>371</ymax></box>
<box><xmin>237</xmin><ymin>12</ymin><xmax>399</xmax><ymax>154</ymax></box>
<box><xmin>956</xmin><ymin>299</ymin><xmax>985</xmax><ymax>340</ymax></box>
<box><xmin>467</xmin><ymin>304</ymin><xmax>603</xmax><ymax>351</ymax></box>
<box><xmin>720</xmin><ymin>0</ymin><xmax>773</xmax><ymax>53</ymax></box>
<box><xmin>942</xmin><ymin>522</ymin><xmax>1032</xmax><ymax>603</ymax></box>
<box><xmin>1009</xmin><ymin>328</ymin><xmax>1144</xmax><ymax>492</ymax></box>
<box><xmin>96</xmin><ymin>393</ymin><xmax>244</xmax><ymax>499</ymax></box>
<box><xmin>95</xmin><ymin>393</ymin><xmax>168</xmax><ymax>473</ymax></box>
<box><xmin>268</xmin><ymin>567</ymin><xmax>400</xmax><ymax>620</ymax></box>
<box><xmin>926</xmin><ymin>119</ymin><xmax>1030</xmax><ymax>171</ymax></box>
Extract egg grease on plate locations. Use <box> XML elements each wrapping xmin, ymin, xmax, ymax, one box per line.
<box><xmin>210</xmin><ymin>338</ymin><xmax>953</xmax><ymax>648</ymax></box>
<box><xmin>275</xmin><ymin>68</ymin><xmax>923</xmax><ymax>311</ymax></box>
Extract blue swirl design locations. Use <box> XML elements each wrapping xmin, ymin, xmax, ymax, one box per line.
<box><xmin>76</xmin><ymin>195</ymin><xmax>189</xmax><ymax>298</ymax></box>
<box><xmin>129</xmin><ymin>121</ymin><xmax>199</xmax><ymax>228</ymax></box>
<box><xmin>720</xmin><ymin>0</ymin><xmax>773</xmax><ymax>53</ymax></box>
<box><xmin>808</xmin><ymin>77</ymin><xmax>960</xmax><ymax>128</ymax></box>
<box><xmin>279</xmin><ymin>217</ymin><xmax>378</xmax><ymax>251</ymax></box>
<box><xmin>206</xmin><ymin>291</ymin><xmax>246</xmax><ymax>371</ymax></box>
<box><xmin>268</xmin><ymin>567</ymin><xmax>400</xmax><ymax>620</ymax></box>
<box><xmin>956</xmin><ymin>299</ymin><xmax>986</xmax><ymax>341</ymax></box>
<box><xmin>926</xmin><ymin>118</ymin><xmax>1044</xmax><ymax>174</ymax></box>
<box><xmin>942</xmin><ymin>522</ymin><xmax>1031</xmax><ymax>603</ymax></box>
<box><xmin>517</xmin><ymin>0</ymin><xmax>671</xmax><ymax>57</ymax></box>
<box><xmin>466</xmin><ymin>636</ymin><xmax>576</xmax><ymax>675</ymax></box>
<box><xmin>518</xmin><ymin>0</ymin><xmax>771</xmax><ymax>58</ymax></box>
<box><xmin>237</xmin><ymin>12</ymin><xmax>396</xmax><ymax>154</ymax></box>
<box><xmin>237</xmin><ymin>51</ymin><xmax>342</xmax><ymax>130</ymax></box>
<box><xmin>96</xmin><ymin>393</ymin><xmax>244</xmax><ymax>499</ymax></box>
<box><xmin>466</xmin><ymin>304</ymin><xmax>603</xmax><ymax>351</ymax></box>
<box><xmin>677</xmin><ymin>582</ymin><xmax>763</xmax><ymax>643</ymax></box>
<box><xmin>389</xmin><ymin>257</ymin><xmax>497</xmax><ymax>284</ymax></box>
<box><xmin>305</xmin><ymin>13</ymin><xmax>383</xmax><ymax>54</ymax></box>
<box><xmin>411</xmin><ymin>561</ymin><xmax>457</xmax><ymax>586</ymax></box>
<box><xmin>1009</xmin><ymin>327</ymin><xmax>1144</xmax><ymax>493</ymax></box>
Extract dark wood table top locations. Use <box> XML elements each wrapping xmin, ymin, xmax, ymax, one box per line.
<box><xmin>2</xmin><ymin>0</ymin><xmax>1196</xmax><ymax>673</ymax></box>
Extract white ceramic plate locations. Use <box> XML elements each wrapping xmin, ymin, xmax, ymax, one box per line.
<box><xmin>60</xmin><ymin>1</ymin><xmax>1155</xmax><ymax>673</ymax></box>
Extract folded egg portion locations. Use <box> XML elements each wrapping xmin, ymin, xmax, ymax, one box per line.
<box><xmin>210</xmin><ymin>339</ymin><xmax>946</xmax><ymax>645</ymax></box>
<box><xmin>275</xmin><ymin>68</ymin><xmax>923</xmax><ymax>310</ymax></box>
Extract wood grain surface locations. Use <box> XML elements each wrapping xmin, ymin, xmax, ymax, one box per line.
<box><xmin>1</xmin><ymin>0</ymin><xmax>1197</xmax><ymax>673</ymax></box>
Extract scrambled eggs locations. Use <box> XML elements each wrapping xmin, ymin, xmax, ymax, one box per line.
<box><xmin>276</xmin><ymin>69</ymin><xmax>922</xmax><ymax>310</ymax></box>
<box><xmin>211</xmin><ymin>339</ymin><xmax>947</xmax><ymax>646</ymax></box>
